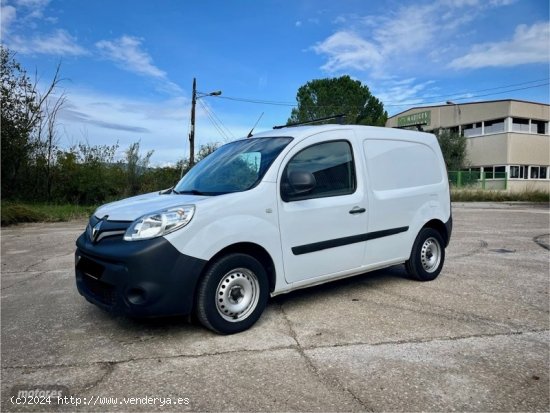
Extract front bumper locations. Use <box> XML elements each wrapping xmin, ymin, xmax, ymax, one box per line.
<box><xmin>75</xmin><ymin>232</ymin><xmax>207</xmax><ymax>317</ymax></box>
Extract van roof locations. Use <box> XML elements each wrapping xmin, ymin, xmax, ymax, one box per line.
<box><xmin>251</xmin><ymin>124</ymin><xmax>436</xmax><ymax>144</ymax></box>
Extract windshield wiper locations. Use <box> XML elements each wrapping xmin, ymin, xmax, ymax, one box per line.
<box><xmin>174</xmin><ymin>189</ymin><xmax>208</xmax><ymax>196</ymax></box>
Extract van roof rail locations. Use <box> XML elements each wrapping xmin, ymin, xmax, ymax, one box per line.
<box><xmin>273</xmin><ymin>114</ymin><xmax>346</xmax><ymax>129</ymax></box>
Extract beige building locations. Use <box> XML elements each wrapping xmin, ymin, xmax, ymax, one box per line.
<box><xmin>386</xmin><ymin>99</ymin><xmax>550</xmax><ymax>192</ymax></box>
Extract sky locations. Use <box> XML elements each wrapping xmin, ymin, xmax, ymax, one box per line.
<box><xmin>1</xmin><ymin>0</ymin><xmax>549</xmax><ymax>165</ymax></box>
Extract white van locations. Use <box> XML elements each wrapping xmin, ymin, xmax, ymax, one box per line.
<box><xmin>75</xmin><ymin>125</ymin><xmax>452</xmax><ymax>334</ymax></box>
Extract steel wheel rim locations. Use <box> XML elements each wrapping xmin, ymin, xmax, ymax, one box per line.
<box><xmin>421</xmin><ymin>237</ymin><xmax>441</xmax><ymax>273</ymax></box>
<box><xmin>215</xmin><ymin>268</ymin><xmax>259</xmax><ymax>322</ymax></box>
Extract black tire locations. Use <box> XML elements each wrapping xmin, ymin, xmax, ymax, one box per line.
<box><xmin>405</xmin><ymin>228</ymin><xmax>445</xmax><ymax>281</ymax></box>
<box><xmin>196</xmin><ymin>253</ymin><xmax>269</xmax><ymax>334</ymax></box>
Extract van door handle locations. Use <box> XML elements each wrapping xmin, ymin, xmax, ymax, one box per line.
<box><xmin>349</xmin><ymin>207</ymin><xmax>366</xmax><ymax>215</ymax></box>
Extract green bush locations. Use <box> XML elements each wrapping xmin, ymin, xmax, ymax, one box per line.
<box><xmin>1</xmin><ymin>204</ymin><xmax>47</xmax><ymax>226</ymax></box>
<box><xmin>451</xmin><ymin>188</ymin><xmax>550</xmax><ymax>202</ymax></box>
<box><xmin>1</xmin><ymin>203</ymin><xmax>96</xmax><ymax>226</ymax></box>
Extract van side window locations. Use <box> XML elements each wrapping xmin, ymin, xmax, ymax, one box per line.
<box><xmin>281</xmin><ymin>140</ymin><xmax>356</xmax><ymax>202</ymax></box>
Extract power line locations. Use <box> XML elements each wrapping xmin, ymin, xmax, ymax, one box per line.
<box><xmin>198</xmin><ymin>99</ymin><xmax>227</xmax><ymax>139</ymax></box>
<box><xmin>213</xmin><ymin>95</ymin><xmax>295</xmax><ymax>106</ymax></box>
<box><xmin>209</xmin><ymin>78</ymin><xmax>549</xmax><ymax>108</ymax></box>
<box><xmin>198</xmin><ymin>99</ymin><xmax>230</xmax><ymax>140</ymax></box>
<box><xmin>383</xmin><ymin>77</ymin><xmax>550</xmax><ymax>105</ymax></box>
<box><xmin>384</xmin><ymin>82</ymin><xmax>550</xmax><ymax>107</ymax></box>
<box><xmin>201</xmin><ymin>99</ymin><xmax>235</xmax><ymax>139</ymax></box>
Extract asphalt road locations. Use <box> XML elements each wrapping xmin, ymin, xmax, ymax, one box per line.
<box><xmin>1</xmin><ymin>203</ymin><xmax>549</xmax><ymax>412</ymax></box>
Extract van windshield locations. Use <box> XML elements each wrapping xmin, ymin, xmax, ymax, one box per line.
<box><xmin>174</xmin><ymin>137</ymin><xmax>292</xmax><ymax>195</ymax></box>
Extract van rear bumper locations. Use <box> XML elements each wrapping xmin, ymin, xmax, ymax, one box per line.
<box><xmin>75</xmin><ymin>233</ymin><xmax>207</xmax><ymax>317</ymax></box>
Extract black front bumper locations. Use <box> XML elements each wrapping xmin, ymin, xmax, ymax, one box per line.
<box><xmin>75</xmin><ymin>232</ymin><xmax>207</xmax><ymax>317</ymax></box>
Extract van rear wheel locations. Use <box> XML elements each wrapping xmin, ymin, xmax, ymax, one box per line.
<box><xmin>406</xmin><ymin>228</ymin><xmax>445</xmax><ymax>281</ymax></box>
<box><xmin>196</xmin><ymin>253</ymin><xmax>268</xmax><ymax>334</ymax></box>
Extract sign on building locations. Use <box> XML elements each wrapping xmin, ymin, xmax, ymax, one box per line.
<box><xmin>397</xmin><ymin>111</ymin><xmax>431</xmax><ymax>127</ymax></box>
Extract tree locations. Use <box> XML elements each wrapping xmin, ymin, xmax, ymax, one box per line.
<box><xmin>54</xmin><ymin>142</ymin><xmax>123</xmax><ymax>204</ymax></box>
<box><xmin>288</xmin><ymin>75</ymin><xmax>387</xmax><ymax>126</ymax></box>
<box><xmin>125</xmin><ymin>141</ymin><xmax>154</xmax><ymax>196</ymax></box>
<box><xmin>36</xmin><ymin>83</ymin><xmax>66</xmax><ymax>200</ymax></box>
<box><xmin>435</xmin><ymin>129</ymin><xmax>467</xmax><ymax>171</ymax></box>
<box><xmin>1</xmin><ymin>46</ymin><xmax>39</xmax><ymax>198</ymax></box>
<box><xmin>1</xmin><ymin>45</ymin><xmax>64</xmax><ymax>200</ymax></box>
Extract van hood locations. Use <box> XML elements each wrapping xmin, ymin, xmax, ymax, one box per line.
<box><xmin>94</xmin><ymin>191</ymin><xmax>207</xmax><ymax>222</ymax></box>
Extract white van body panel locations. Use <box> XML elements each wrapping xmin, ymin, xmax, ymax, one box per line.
<box><xmin>163</xmin><ymin>180</ymin><xmax>287</xmax><ymax>290</ymax></box>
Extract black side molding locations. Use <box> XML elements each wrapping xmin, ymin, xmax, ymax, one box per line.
<box><xmin>292</xmin><ymin>226</ymin><xmax>409</xmax><ymax>256</ymax></box>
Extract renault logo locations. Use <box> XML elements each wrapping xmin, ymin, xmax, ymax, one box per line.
<box><xmin>92</xmin><ymin>221</ymin><xmax>102</xmax><ymax>242</ymax></box>
<box><xmin>91</xmin><ymin>216</ymin><xmax>108</xmax><ymax>243</ymax></box>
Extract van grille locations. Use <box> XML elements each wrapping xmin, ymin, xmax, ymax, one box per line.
<box><xmin>82</xmin><ymin>274</ymin><xmax>115</xmax><ymax>306</ymax></box>
<box><xmin>77</xmin><ymin>256</ymin><xmax>104</xmax><ymax>279</ymax></box>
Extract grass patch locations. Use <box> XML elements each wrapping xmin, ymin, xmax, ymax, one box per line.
<box><xmin>1</xmin><ymin>203</ymin><xmax>96</xmax><ymax>226</ymax></box>
<box><xmin>451</xmin><ymin>188</ymin><xmax>550</xmax><ymax>203</ymax></box>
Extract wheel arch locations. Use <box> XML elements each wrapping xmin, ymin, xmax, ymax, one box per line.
<box><xmin>207</xmin><ymin>242</ymin><xmax>277</xmax><ymax>293</ymax></box>
<box><xmin>423</xmin><ymin>219</ymin><xmax>450</xmax><ymax>247</ymax></box>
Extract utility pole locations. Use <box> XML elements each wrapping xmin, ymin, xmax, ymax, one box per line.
<box><xmin>188</xmin><ymin>78</ymin><xmax>221</xmax><ymax>168</ymax></box>
<box><xmin>189</xmin><ymin>77</ymin><xmax>197</xmax><ymax>167</ymax></box>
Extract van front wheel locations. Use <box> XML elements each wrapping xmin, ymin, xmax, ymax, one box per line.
<box><xmin>406</xmin><ymin>228</ymin><xmax>445</xmax><ymax>281</ymax></box>
<box><xmin>196</xmin><ymin>253</ymin><xmax>268</xmax><ymax>334</ymax></box>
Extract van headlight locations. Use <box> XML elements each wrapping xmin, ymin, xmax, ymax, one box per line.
<box><xmin>124</xmin><ymin>205</ymin><xmax>195</xmax><ymax>241</ymax></box>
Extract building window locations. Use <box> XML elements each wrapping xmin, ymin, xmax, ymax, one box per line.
<box><xmin>463</xmin><ymin>122</ymin><xmax>482</xmax><ymax>137</ymax></box>
<box><xmin>483</xmin><ymin>166</ymin><xmax>494</xmax><ymax>179</ymax></box>
<box><xmin>483</xmin><ymin>165</ymin><xmax>509</xmax><ymax>179</ymax></box>
<box><xmin>484</xmin><ymin>118</ymin><xmax>505</xmax><ymax>134</ymax></box>
<box><xmin>509</xmin><ymin>165</ymin><xmax>528</xmax><ymax>179</ymax></box>
<box><xmin>494</xmin><ymin>166</ymin><xmax>505</xmax><ymax>179</ymax></box>
<box><xmin>448</xmin><ymin>126</ymin><xmax>460</xmax><ymax>135</ymax></box>
<box><xmin>531</xmin><ymin>120</ymin><xmax>548</xmax><ymax>134</ymax></box>
<box><xmin>530</xmin><ymin>166</ymin><xmax>548</xmax><ymax>179</ymax></box>
<box><xmin>512</xmin><ymin>118</ymin><xmax>530</xmax><ymax>132</ymax></box>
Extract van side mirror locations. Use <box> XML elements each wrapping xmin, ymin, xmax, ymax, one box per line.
<box><xmin>288</xmin><ymin>170</ymin><xmax>316</xmax><ymax>194</ymax></box>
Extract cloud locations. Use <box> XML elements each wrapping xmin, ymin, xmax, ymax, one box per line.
<box><xmin>312</xmin><ymin>0</ymin><xmax>517</xmax><ymax>77</ymax></box>
<box><xmin>1</xmin><ymin>5</ymin><xmax>16</xmax><ymax>36</ymax></box>
<box><xmin>14</xmin><ymin>0</ymin><xmax>50</xmax><ymax>7</ymax></box>
<box><xmin>8</xmin><ymin>29</ymin><xmax>88</xmax><ymax>55</ymax></box>
<box><xmin>450</xmin><ymin>22</ymin><xmax>550</xmax><ymax>69</ymax></box>
<box><xmin>13</xmin><ymin>0</ymin><xmax>50</xmax><ymax>19</ymax></box>
<box><xmin>2</xmin><ymin>0</ymin><xmax>87</xmax><ymax>56</ymax></box>
<box><xmin>372</xmin><ymin>78</ymin><xmax>438</xmax><ymax>113</ymax></box>
<box><xmin>61</xmin><ymin>108</ymin><xmax>151</xmax><ymax>133</ymax></box>
<box><xmin>372</xmin><ymin>3</ymin><xmax>439</xmax><ymax>57</ymax></box>
<box><xmin>313</xmin><ymin>31</ymin><xmax>382</xmax><ymax>72</ymax></box>
<box><xmin>312</xmin><ymin>3</ymin><xmax>442</xmax><ymax>76</ymax></box>
<box><xmin>96</xmin><ymin>36</ymin><xmax>166</xmax><ymax>79</ymax></box>
<box><xmin>95</xmin><ymin>35</ymin><xmax>182</xmax><ymax>94</ymax></box>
